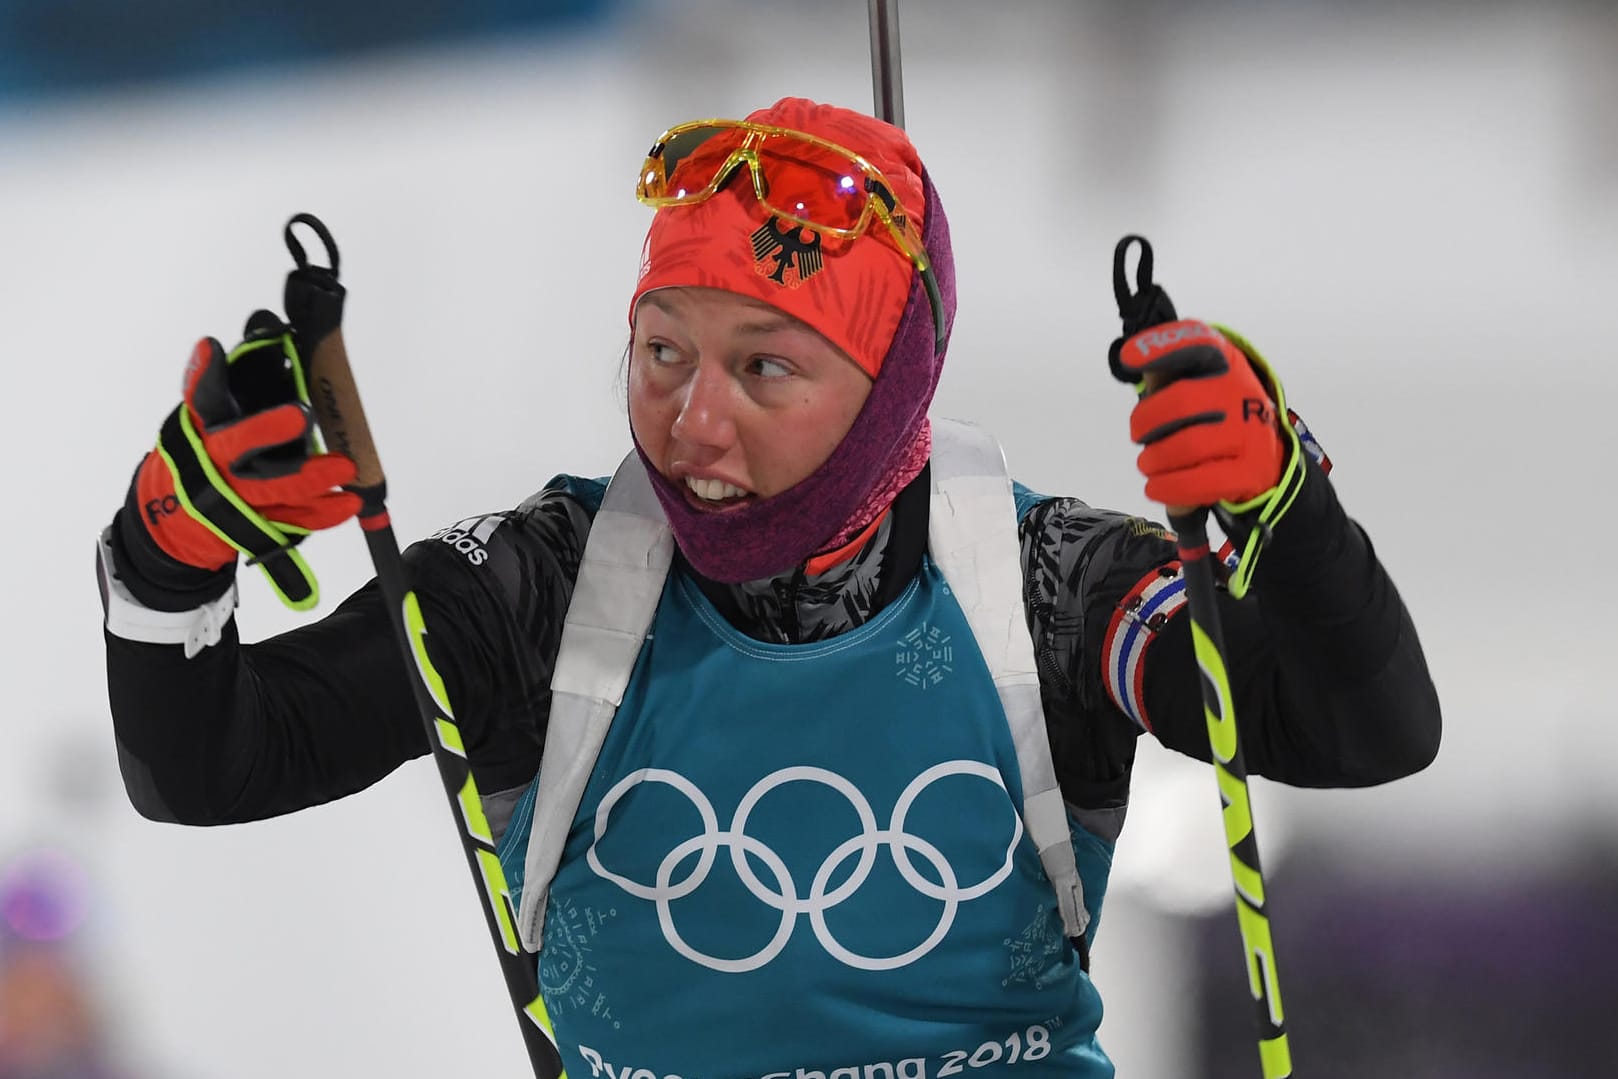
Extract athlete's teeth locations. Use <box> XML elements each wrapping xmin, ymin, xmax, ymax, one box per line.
<box><xmin>685</xmin><ymin>476</ymin><xmax>747</xmax><ymax>501</ymax></box>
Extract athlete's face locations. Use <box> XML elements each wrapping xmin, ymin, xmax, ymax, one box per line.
<box><xmin>629</xmin><ymin>287</ymin><xmax>873</xmax><ymax>509</ymax></box>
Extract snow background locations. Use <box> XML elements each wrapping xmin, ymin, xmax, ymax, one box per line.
<box><xmin>0</xmin><ymin>2</ymin><xmax>1613</xmax><ymax>1075</ymax></box>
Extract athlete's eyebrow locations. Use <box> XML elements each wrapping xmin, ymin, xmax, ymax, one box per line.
<box><xmin>733</xmin><ymin>314</ymin><xmax>812</xmax><ymax>337</ymax></box>
<box><xmin>637</xmin><ymin>292</ymin><xmax>679</xmax><ymax>316</ymax></box>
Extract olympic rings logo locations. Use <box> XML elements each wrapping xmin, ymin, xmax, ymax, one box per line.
<box><xmin>586</xmin><ymin>762</ymin><xmax>1023</xmax><ymax>973</ymax></box>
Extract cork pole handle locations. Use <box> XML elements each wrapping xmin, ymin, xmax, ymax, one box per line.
<box><xmin>306</xmin><ymin>326</ymin><xmax>386</xmax><ymax>497</ymax></box>
<box><xmin>283</xmin><ymin>213</ymin><xmax>387</xmax><ymax>514</ymax></box>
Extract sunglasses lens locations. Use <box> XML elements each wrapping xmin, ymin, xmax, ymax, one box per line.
<box><xmin>641</xmin><ymin>124</ymin><xmax>884</xmax><ymax>238</ymax></box>
<box><xmin>752</xmin><ymin>134</ymin><xmax>869</xmax><ymax>232</ymax></box>
<box><xmin>645</xmin><ymin>125</ymin><xmax>746</xmax><ymax>200</ymax></box>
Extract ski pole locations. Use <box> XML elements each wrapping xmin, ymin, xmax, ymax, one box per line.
<box><xmin>280</xmin><ymin>212</ymin><xmax>566</xmax><ymax>1079</ymax></box>
<box><xmin>868</xmin><ymin>0</ymin><xmax>905</xmax><ymax>127</ymax></box>
<box><xmin>1111</xmin><ymin>236</ymin><xmax>1293</xmax><ymax>1079</ymax></box>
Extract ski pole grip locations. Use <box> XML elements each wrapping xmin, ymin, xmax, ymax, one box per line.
<box><xmin>306</xmin><ymin>328</ymin><xmax>387</xmax><ymax>501</ymax></box>
<box><xmin>1112</xmin><ymin>234</ymin><xmax>1197</xmax><ymax>518</ymax></box>
<box><xmin>282</xmin><ymin>212</ymin><xmax>388</xmax><ymax>513</ymax></box>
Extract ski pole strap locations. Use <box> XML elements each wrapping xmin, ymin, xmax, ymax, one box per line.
<box><xmin>154</xmin><ymin>405</ymin><xmax>319</xmax><ymax>610</ymax></box>
<box><xmin>1108</xmin><ymin>234</ymin><xmax>1180</xmax><ymax>385</ymax></box>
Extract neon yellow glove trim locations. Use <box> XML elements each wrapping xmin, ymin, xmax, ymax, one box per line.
<box><xmin>1209</xmin><ymin>325</ymin><xmax>1307</xmax><ymax>600</ymax></box>
<box><xmin>159</xmin><ymin>408</ymin><xmax>321</xmax><ymax>611</ymax></box>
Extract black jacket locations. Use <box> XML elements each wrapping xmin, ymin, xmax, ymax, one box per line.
<box><xmin>100</xmin><ymin>451</ymin><xmax>1440</xmax><ymax>847</ymax></box>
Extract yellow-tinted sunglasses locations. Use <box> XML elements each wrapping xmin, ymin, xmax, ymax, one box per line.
<box><xmin>637</xmin><ymin>119</ymin><xmax>945</xmax><ymax>350</ymax></box>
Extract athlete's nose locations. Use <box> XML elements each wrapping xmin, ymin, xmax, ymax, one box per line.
<box><xmin>670</xmin><ymin>361</ymin><xmax>739</xmax><ymax>450</ymax></box>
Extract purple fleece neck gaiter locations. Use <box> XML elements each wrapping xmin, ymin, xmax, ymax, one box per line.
<box><xmin>633</xmin><ymin>170</ymin><xmax>957</xmax><ymax>584</ymax></box>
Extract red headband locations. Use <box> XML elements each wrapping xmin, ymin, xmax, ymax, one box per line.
<box><xmin>629</xmin><ymin>97</ymin><xmax>926</xmax><ymax>377</ymax></box>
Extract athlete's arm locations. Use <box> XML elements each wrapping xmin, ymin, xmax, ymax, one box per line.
<box><xmin>1023</xmin><ymin>456</ymin><xmax>1440</xmax><ymax>792</ymax></box>
<box><xmin>99</xmin><ymin>484</ymin><xmax>592</xmax><ymax>826</ymax></box>
<box><xmin>1139</xmin><ymin>455</ymin><xmax>1440</xmax><ymax>786</ymax></box>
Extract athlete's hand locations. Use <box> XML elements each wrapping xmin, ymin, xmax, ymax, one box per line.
<box><xmin>1110</xmin><ymin>319</ymin><xmax>1285</xmax><ymax>516</ymax></box>
<box><xmin>127</xmin><ymin>310</ymin><xmax>359</xmax><ymax>607</ymax></box>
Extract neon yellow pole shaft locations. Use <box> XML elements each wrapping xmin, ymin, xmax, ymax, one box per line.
<box><xmin>285</xmin><ymin>213</ymin><xmax>567</xmax><ymax>1078</ymax></box>
<box><xmin>1170</xmin><ymin>510</ymin><xmax>1292</xmax><ymax>1079</ymax></box>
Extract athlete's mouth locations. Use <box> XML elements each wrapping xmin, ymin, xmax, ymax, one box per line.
<box><xmin>683</xmin><ymin>475</ymin><xmax>754</xmax><ymax>511</ymax></box>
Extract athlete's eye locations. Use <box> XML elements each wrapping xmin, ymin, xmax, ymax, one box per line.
<box><xmin>647</xmin><ymin>342</ymin><xmax>679</xmax><ymax>365</ymax></box>
<box><xmin>749</xmin><ymin>356</ymin><xmax>792</xmax><ymax>379</ymax></box>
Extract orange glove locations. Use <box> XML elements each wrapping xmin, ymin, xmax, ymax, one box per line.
<box><xmin>132</xmin><ymin>312</ymin><xmax>359</xmax><ymax>608</ymax></box>
<box><xmin>1112</xmin><ymin>319</ymin><xmax>1285</xmax><ymax>512</ymax></box>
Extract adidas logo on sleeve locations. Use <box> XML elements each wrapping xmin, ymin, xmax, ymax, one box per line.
<box><xmin>428</xmin><ymin>514</ymin><xmax>505</xmax><ymax>566</ymax></box>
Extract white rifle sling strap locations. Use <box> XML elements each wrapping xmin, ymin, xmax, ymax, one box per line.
<box><xmin>519</xmin><ymin>420</ymin><xmax>1087</xmax><ymax>952</ymax></box>
<box><xmin>516</xmin><ymin>453</ymin><xmax>673</xmax><ymax>950</ymax></box>
<box><xmin>927</xmin><ymin>418</ymin><xmax>1089</xmax><ymax>944</ymax></box>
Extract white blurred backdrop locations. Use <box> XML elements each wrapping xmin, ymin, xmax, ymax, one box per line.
<box><xmin>1</xmin><ymin>1</ymin><xmax>1614</xmax><ymax>1076</ymax></box>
